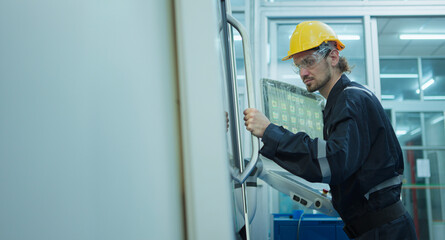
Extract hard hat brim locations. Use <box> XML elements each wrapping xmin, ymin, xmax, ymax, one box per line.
<box><xmin>281</xmin><ymin>40</ymin><xmax>345</xmax><ymax>61</ymax></box>
<box><xmin>281</xmin><ymin>55</ymin><xmax>293</xmax><ymax>61</ymax></box>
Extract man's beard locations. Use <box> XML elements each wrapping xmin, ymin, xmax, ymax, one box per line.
<box><xmin>304</xmin><ymin>64</ymin><xmax>331</xmax><ymax>93</ymax></box>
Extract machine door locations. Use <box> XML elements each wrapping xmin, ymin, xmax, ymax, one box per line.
<box><xmin>218</xmin><ymin>1</ymin><xmax>260</xmax><ymax>239</ymax></box>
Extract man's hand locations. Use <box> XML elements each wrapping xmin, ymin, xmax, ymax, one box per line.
<box><xmin>243</xmin><ymin>108</ymin><xmax>271</xmax><ymax>138</ymax></box>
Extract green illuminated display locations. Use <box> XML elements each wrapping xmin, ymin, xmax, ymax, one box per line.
<box><xmin>262</xmin><ymin>79</ymin><xmax>325</xmax><ymax>139</ymax></box>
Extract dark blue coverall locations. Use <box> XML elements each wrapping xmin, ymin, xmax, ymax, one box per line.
<box><xmin>260</xmin><ymin>74</ymin><xmax>417</xmax><ymax>239</ymax></box>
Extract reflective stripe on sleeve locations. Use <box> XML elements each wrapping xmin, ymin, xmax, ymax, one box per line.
<box><xmin>344</xmin><ymin>86</ymin><xmax>374</xmax><ymax>97</ymax></box>
<box><xmin>364</xmin><ymin>175</ymin><xmax>403</xmax><ymax>200</ymax></box>
<box><xmin>317</xmin><ymin>139</ymin><xmax>331</xmax><ymax>183</ymax></box>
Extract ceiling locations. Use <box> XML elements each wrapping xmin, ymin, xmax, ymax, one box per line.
<box><xmin>377</xmin><ymin>17</ymin><xmax>445</xmax><ymax>57</ymax></box>
<box><xmin>273</xmin><ymin>17</ymin><xmax>445</xmax><ymax>59</ymax></box>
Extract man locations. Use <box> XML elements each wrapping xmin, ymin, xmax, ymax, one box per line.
<box><xmin>243</xmin><ymin>21</ymin><xmax>417</xmax><ymax>239</ymax></box>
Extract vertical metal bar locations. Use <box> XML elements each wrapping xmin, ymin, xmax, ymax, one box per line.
<box><xmin>420</xmin><ymin>111</ymin><xmax>434</xmax><ymax>240</ymax></box>
<box><xmin>418</xmin><ymin>58</ymin><xmax>424</xmax><ymax>101</ymax></box>
<box><xmin>369</xmin><ymin>16</ymin><xmax>382</xmax><ymax>99</ymax></box>
<box><xmin>220</xmin><ymin>1</ymin><xmax>251</xmax><ymax>239</ymax></box>
<box><xmin>269</xmin><ymin>21</ymin><xmax>278</xmax><ymax>79</ymax></box>
<box><xmin>364</xmin><ymin>15</ymin><xmax>374</xmax><ymax>91</ymax></box>
<box><xmin>221</xmin><ymin>0</ymin><xmax>242</xmax><ymax>171</ymax></box>
<box><xmin>227</xmin><ymin>15</ymin><xmax>260</xmax><ymax>184</ymax></box>
<box><xmin>441</xmin><ymin>111</ymin><xmax>445</xmax><ymax>226</ymax></box>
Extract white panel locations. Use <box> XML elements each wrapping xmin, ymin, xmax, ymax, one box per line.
<box><xmin>174</xmin><ymin>0</ymin><xmax>235</xmax><ymax>240</ymax></box>
<box><xmin>0</xmin><ymin>1</ymin><xmax>183</xmax><ymax>240</ymax></box>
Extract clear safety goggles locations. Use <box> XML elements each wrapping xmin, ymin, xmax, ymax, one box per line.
<box><xmin>291</xmin><ymin>46</ymin><xmax>332</xmax><ymax>74</ymax></box>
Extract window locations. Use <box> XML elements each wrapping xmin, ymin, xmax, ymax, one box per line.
<box><xmin>422</xmin><ymin>59</ymin><xmax>445</xmax><ymax>101</ymax></box>
<box><xmin>268</xmin><ymin>0</ymin><xmax>360</xmax><ymax>2</ymax></box>
<box><xmin>394</xmin><ymin>111</ymin><xmax>445</xmax><ymax>240</ymax></box>
<box><xmin>377</xmin><ymin>17</ymin><xmax>445</xmax><ymax>102</ymax></box>
<box><xmin>380</xmin><ymin>59</ymin><xmax>420</xmax><ymax>101</ymax></box>
<box><xmin>396</xmin><ymin>112</ymin><xmax>422</xmax><ymax>145</ymax></box>
<box><xmin>273</xmin><ymin>20</ymin><xmax>367</xmax><ymax>88</ymax></box>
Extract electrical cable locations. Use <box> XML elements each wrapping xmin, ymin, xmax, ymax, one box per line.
<box><xmin>296</xmin><ymin>212</ymin><xmax>305</xmax><ymax>240</ymax></box>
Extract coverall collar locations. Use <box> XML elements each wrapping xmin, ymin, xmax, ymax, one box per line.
<box><xmin>323</xmin><ymin>74</ymin><xmax>350</xmax><ymax>116</ymax></box>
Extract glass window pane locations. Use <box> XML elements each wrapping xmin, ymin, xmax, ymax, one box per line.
<box><xmin>231</xmin><ymin>22</ymin><xmax>252</xmax><ymax>157</ymax></box>
<box><xmin>232</xmin><ymin>13</ymin><xmax>246</xmax><ymax>62</ymax></box>
<box><xmin>231</xmin><ymin>12</ymin><xmax>246</xmax><ymax>81</ymax></box>
<box><xmin>372</xmin><ymin>0</ymin><xmax>442</xmax><ymax>1</ymax></box>
<box><xmin>269</xmin><ymin>0</ymin><xmax>360</xmax><ymax>2</ymax></box>
<box><xmin>402</xmin><ymin>149</ymin><xmax>428</xmax><ymax>239</ymax></box>
<box><xmin>230</xmin><ymin>0</ymin><xmax>245</xmax><ymax>7</ymax></box>
<box><xmin>422</xmin><ymin>59</ymin><xmax>445</xmax><ymax>101</ymax></box>
<box><xmin>232</xmin><ymin>13</ymin><xmax>246</xmax><ymax>76</ymax></box>
<box><xmin>425</xmin><ymin>150</ymin><xmax>445</xmax><ymax>226</ymax></box>
<box><xmin>377</xmin><ymin>17</ymin><xmax>445</xmax><ymax>58</ymax></box>
<box><xmin>277</xmin><ymin>24</ymin><xmax>299</xmax><ymax>85</ymax></box>
<box><xmin>402</xmin><ymin>149</ymin><xmax>445</xmax><ymax>240</ymax></box>
<box><xmin>275</xmin><ymin>21</ymin><xmax>366</xmax><ymax>87</ymax></box>
<box><xmin>396</xmin><ymin>112</ymin><xmax>445</xmax><ymax>147</ymax></box>
<box><xmin>396</xmin><ymin>112</ymin><xmax>422</xmax><ymax>146</ymax></box>
<box><xmin>424</xmin><ymin>112</ymin><xmax>445</xmax><ymax>146</ymax></box>
<box><xmin>232</xmin><ymin>13</ymin><xmax>245</xmax><ymax>27</ymax></box>
<box><xmin>380</xmin><ymin>59</ymin><xmax>420</xmax><ymax>101</ymax></box>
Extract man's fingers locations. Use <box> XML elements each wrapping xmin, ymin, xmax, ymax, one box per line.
<box><xmin>244</xmin><ymin>111</ymin><xmax>254</xmax><ymax>121</ymax></box>
<box><xmin>243</xmin><ymin>108</ymin><xmax>257</xmax><ymax>115</ymax></box>
<box><xmin>245</xmin><ymin>118</ymin><xmax>252</xmax><ymax>126</ymax></box>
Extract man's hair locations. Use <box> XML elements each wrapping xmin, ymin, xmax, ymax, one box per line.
<box><xmin>308</xmin><ymin>41</ymin><xmax>353</xmax><ymax>74</ymax></box>
<box><xmin>337</xmin><ymin>56</ymin><xmax>352</xmax><ymax>74</ymax></box>
<box><xmin>323</xmin><ymin>42</ymin><xmax>353</xmax><ymax>74</ymax></box>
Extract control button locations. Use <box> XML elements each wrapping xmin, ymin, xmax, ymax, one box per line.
<box><xmin>293</xmin><ymin>195</ymin><xmax>300</xmax><ymax>202</ymax></box>
<box><xmin>300</xmin><ymin>198</ymin><xmax>308</xmax><ymax>206</ymax></box>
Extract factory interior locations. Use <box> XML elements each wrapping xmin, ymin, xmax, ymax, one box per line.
<box><xmin>1</xmin><ymin>0</ymin><xmax>445</xmax><ymax>239</ymax></box>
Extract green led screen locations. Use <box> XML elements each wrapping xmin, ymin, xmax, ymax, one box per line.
<box><xmin>262</xmin><ymin>79</ymin><xmax>325</xmax><ymax>139</ymax></box>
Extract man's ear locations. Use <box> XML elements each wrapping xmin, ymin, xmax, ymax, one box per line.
<box><xmin>329</xmin><ymin>50</ymin><xmax>340</xmax><ymax>67</ymax></box>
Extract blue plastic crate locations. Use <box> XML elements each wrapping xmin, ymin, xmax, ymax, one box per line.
<box><xmin>273</xmin><ymin>210</ymin><xmax>349</xmax><ymax>240</ymax></box>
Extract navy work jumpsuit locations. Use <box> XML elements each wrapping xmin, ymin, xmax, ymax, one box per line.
<box><xmin>260</xmin><ymin>75</ymin><xmax>417</xmax><ymax>239</ymax></box>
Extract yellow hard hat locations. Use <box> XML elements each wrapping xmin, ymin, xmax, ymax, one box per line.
<box><xmin>282</xmin><ymin>21</ymin><xmax>345</xmax><ymax>61</ymax></box>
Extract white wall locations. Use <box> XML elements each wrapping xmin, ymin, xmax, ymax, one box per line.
<box><xmin>0</xmin><ymin>1</ymin><xmax>183</xmax><ymax>240</ymax></box>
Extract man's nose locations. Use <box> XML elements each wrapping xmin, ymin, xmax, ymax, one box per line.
<box><xmin>299</xmin><ymin>67</ymin><xmax>310</xmax><ymax>77</ymax></box>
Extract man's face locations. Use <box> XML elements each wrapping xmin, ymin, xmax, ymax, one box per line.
<box><xmin>292</xmin><ymin>50</ymin><xmax>332</xmax><ymax>93</ymax></box>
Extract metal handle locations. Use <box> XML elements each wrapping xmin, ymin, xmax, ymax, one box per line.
<box><xmin>226</xmin><ymin>15</ymin><xmax>260</xmax><ymax>184</ymax></box>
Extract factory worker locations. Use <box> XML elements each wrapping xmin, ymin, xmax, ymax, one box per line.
<box><xmin>243</xmin><ymin>21</ymin><xmax>417</xmax><ymax>240</ymax></box>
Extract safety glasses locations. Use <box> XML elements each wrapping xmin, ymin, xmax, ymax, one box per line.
<box><xmin>291</xmin><ymin>48</ymin><xmax>331</xmax><ymax>74</ymax></box>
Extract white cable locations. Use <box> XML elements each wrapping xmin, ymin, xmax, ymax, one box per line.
<box><xmin>296</xmin><ymin>212</ymin><xmax>305</xmax><ymax>240</ymax></box>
